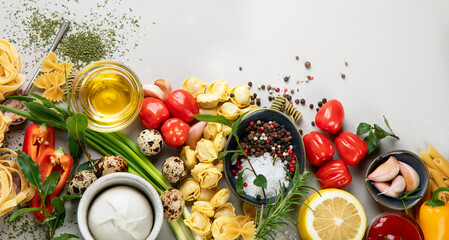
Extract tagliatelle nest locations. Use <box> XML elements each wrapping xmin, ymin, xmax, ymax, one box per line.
<box><xmin>33</xmin><ymin>72</ymin><xmax>66</xmax><ymax>102</ymax></box>
<box><xmin>0</xmin><ymin>40</ymin><xmax>26</xmax><ymax>102</ymax></box>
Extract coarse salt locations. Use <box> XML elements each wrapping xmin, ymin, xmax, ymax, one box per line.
<box><xmin>236</xmin><ymin>153</ymin><xmax>290</xmax><ymax>199</ymax></box>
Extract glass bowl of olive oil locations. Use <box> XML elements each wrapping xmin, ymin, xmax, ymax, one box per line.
<box><xmin>70</xmin><ymin>61</ymin><xmax>143</xmax><ymax>132</ymax></box>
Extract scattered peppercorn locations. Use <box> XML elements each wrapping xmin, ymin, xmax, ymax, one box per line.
<box><xmin>230</xmin><ymin>93</ymin><xmax>235</xmax><ymax>98</ymax></box>
<box><xmin>239</xmin><ymin>66</ymin><xmax>243</xmax><ymax>71</ymax></box>
<box><xmin>318</xmin><ymin>101</ymin><xmax>323</xmax><ymax>107</ymax></box>
<box><xmin>316</xmin><ymin>108</ymin><xmax>320</xmax><ymax>112</ymax></box>
<box><xmin>322</xmin><ymin>98</ymin><xmax>327</xmax><ymax>103</ymax></box>
<box><xmin>290</xmin><ymin>89</ymin><xmax>295</xmax><ymax>94</ymax></box>
<box><xmin>299</xmin><ymin>129</ymin><xmax>303</xmax><ymax>135</ymax></box>
<box><xmin>341</xmin><ymin>73</ymin><xmax>346</xmax><ymax>79</ymax></box>
<box><xmin>267</xmin><ymin>85</ymin><xmax>271</xmax><ymax>91</ymax></box>
<box><xmin>284</xmin><ymin>76</ymin><xmax>290</xmax><ymax>82</ymax></box>
<box><xmin>305</xmin><ymin>61</ymin><xmax>311</xmax><ymax>69</ymax></box>
<box><xmin>309</xmin><ymin>104</ymin><xmax>314</xmax><ymax>109</ymax></box>
<box><xmin>345</xmin><ymin>61</ymin><xmax>348</xmax><ymax>67</ymax></box>
<box><xmin>295</xmin><ymin>99</ymin><xmax>299</xmax><ymax>104</ymax></box>
<box><xmin>261</xmin><ymin>85</ymin><xmax>265</xmax><ymax>90</ymax></box>
<box><xmin>300</xmin><ymin>99</ymin><xmax>305</xmax><ymax>104</ymax></box>
<box><xmin>248</xmin><ymin>82</ymin><xmax>252</xmax><ymax>87</ymax></box>
<box><xmin>311</xmin><ymin>121</ymin><xmax>315</xmax><ymax>126</ymax></box>
<box><xmin>295</xmin><ymin>56</ymin><xmax>299</xmax><ymax>60</ymax></box>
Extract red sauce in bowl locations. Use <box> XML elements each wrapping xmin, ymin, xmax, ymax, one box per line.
<box><xmin>366</xmin><ymin>212</ymin><xmax>424</xmax><ymax>240</ymax></box>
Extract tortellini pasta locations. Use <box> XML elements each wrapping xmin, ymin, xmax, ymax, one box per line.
<box><xmin>0</xmin><ymin>39</ymin><xmax>25</xmax><ymax>101</ymax></box>
<box><xmin>192</xmin><ymin>201</ymin><xmax>215</xmax><ymax>218</ymax></box>
<box><xmin>177</xmin><ymin>178</ymin><xmax>200</xmax><ymax>201</ymax></box>
<box><xmin>191</xmin><ymin>163</ymin><xmax>215</xmax><ymax>181</ymax></box>
<box><xmin>221</xmin><ymin>124</ymin><xmax>232</xmax><ymax>137</ymax></box>
<box><xmin>196</xmin><ymin>93</ymin><xmax>221</xmax><ymax>109</ymax></box>
<box><xmin>204</xmin><ymin>123</ymin><xmax>221</xmax><ymax>140</ymax></box>
<box><xmin>199</xmin><ymin>108</ymin><xmax>217</xmax><ymax>115</ymax></box>
<box><xmin>184</xmin><ymin>212</ymin><xmax>212</xmax><ymax>237</ymax></box>
<box><xmin>211</xmin><ymin>216</ymin><xmax>240</xmax><ymax>240</ymax></box>
<box><xmin>180</xmin><ymin>146</ymin><xmax>197</xmax><ymax>170</ymax></box>
<box><xmin>240</xmin><ymin>105</ymin><xmax>260</xmax><ymax>114</ymax></box>
<box><xmin>215</xmin><ymin>161</ymin><xmax>223</xmax><ymax>172</ymax></box>
<box><xmin>206</xmin><ymin>80</ymin><xmax>230</xmax><ymax>102</ymax></box>
<box><xmin>210</xmin><ymin>189</ymin><xmax>230</xmax><ymax>208</ymax></box>
<box><xmin>198</xmin><ymin>167</ymin><xmax>222</xmax><ymax>189</ymax></box>
<box><xmin>195</xmin><ymin>139</ymin><xmax>218</xmax><ymax>162</ymax></box>
<box><xmin>230</xmin><ymin>85</ymin><xmax>251</xmax><ymax>108</ymax></box>
<box><xmin>198</xmin><ymin>187</ymin><xmax>219</xmax><ymax>202</ymax></box>
<box><xmin>182</xmin><ymin>77</ymin><xmax>206</xmax><ymax>98</ymax></box>
<box><xmin>214</xmin><ymin>202</ymin><xmax>236</xmax><ymax>219</ymax></box>
<box><xmin>213</xmin><ymin>132</ymin><xmax>226</xmax><ymax>153</ymax></box>
<box><xmin>33</xmin><ymin>72</ymin><xmax>66</xmax><ymax>102</ymax></box>
<box><xmin>218</xmin><ymin>102</ymin><xmax>241</xmax><ymax>121</ymax></box>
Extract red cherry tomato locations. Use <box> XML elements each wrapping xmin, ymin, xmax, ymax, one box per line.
<box><xmin>335</xmin><ymin>131</ymin><xmax>368</xmax><ymax>166</ymax></box>
<box><xmin>164</xmin><ymin>90</ymin><xmax>199</xmax><ymax>123</ymax></box>
<box><xmin>315</xmin><ymin>99</ymin><xmax>344</xmax><ymax>134</ymax></box>
<box><xmin>139</xmin><ymin>97</ymin><xmax>170</xmax><ymax>129</ymax></box>
<box><xmin>303</xmin><ymin>131</ymin><xmax>334</xmax><ymax>167</ymax></box>
<box><xmin>160</xmin><ymin>118</ymin><xmax>190</xmax><ymax>147</ymax></box>
<box><xmin>316</xmin><ymin>159</ymin><xmax>352</xmax><ymax>189</ymax></box>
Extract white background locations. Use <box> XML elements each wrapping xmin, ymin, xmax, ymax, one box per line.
<box><xmin>1</xmin><ymin>0</ymin><xmax>449</xmax><ymax>239</ymax></box>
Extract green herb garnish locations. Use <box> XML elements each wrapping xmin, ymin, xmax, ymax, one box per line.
<box><xmin>357</xmin><ymin>115</ymin><xmax>399</xmax><ymax>154</ymax></box>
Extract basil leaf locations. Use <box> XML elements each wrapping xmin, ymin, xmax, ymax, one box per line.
<box><xmin>66</xmin><ymin>113</ymin><xmax>88</xmax><ymax>140</ymax></box>
<box><xmin>42</xmin><ymin>171</ymin><xmax>60</xmax><ymax>198</ymax></box>
<box><xmin>24</xmin><ymin>102</ymin><xmax>66</xmax><ymax>129</ymax></box>
<box><xmin>41</xmin><ymin>215</ymin><xmax>57</xmax><ymax>225</ymax></box>
<box><xmin>364</xmin><ymin>130</ymin><xmax>380</xmax><ymax>154</ymax></box>
<box><xmin>17</xmin><ymin>151</ymin><xmax>42</xmax><ymax>190</ymax></box>
<box><xmin>68</xmin><ymin>132</ymin><xmax>83</xmax><ymax>161</ymax></box>
<box><xmin>9</xmin><ymin>207</ymin><xmax>42</xmax><ymax>222</ymax></box>
<box><xmin>75</xmin><ymin>159</ymin><xmax>98</xmax><ymax>173</ymax></box>
<box><xmin>373</xmin><ymin>124</ymin><xmax>390</xmax><ymax>139</ymax></box>
<box><xmin>63</xmin><ymin>195</ymin><xmax>82</xmax><ymax>203</ymax></box>
<box><xmin>193</xmin><ymin>114</ymin><xmax>232</xmax><ymax>127</ymax></box>
<box><xmin>356</xmin><ymin>122</ymin><xmax>371</xmax><ymax>136</ymax></box>
<box><xmin>51</xmin><ymin>233</ymin><xmax>79</xmax><ymax>240</ymax></box>
<box><xmin>50</xmin><ymin>197</ymin><xmax>66</xmax><ymax>229</ymax></box>
<box><xmin>253</xmin><ymin>174</ymin><xmax>267</xmax><ymax>188</ymax></box>
<box><xmin>231</xmin><ymin>111</ymin><xmax>249</xmax><ymax>138</ymax></box>
<box><xmin>383</xmin><ymin>115</ymin><xmax>394</xmax><ymax>133</ymax></box>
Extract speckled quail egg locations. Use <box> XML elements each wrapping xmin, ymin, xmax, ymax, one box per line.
<box><xmin>161</xmin><ymin>156</ymin><xmax>188</xmax><ymax>184</ymax></box>
<box><xmin>160</xmin><ymin>188</ymin><xmax>185</xmax><ymax>222</ymax></box>
<box><xmin>67</xmin><ymin>170</ymin><xmax>97</xmax><ymax>195</ymax></box>
<box><xmin>93</xmin><ymin>155</ymin><xmax>128</xmax><ymax>178</ymax></box>
<box><xmin>137</xmin><ymin>129</ymin><xmax>164</xmax><ymax>157</ymax></box>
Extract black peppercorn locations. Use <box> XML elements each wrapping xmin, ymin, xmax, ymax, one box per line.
<box><xmin>295</xmin><ymin>99</ymin><xmax>299</xmax><ymax>104</ymax></box>
<box><xmin>309</xmin><ymin>104</ymin><xmax>313</xmax><ymax>109</ymax></box>
<box><xmin>261</xmin><ymin>85</ymin><xmax>265</xmax><ymax>90</ymax></box>
<box><xmin>311</xmin><ymin>121</ymin><xmax>315</xmax><ymax>126</ymax></box>
<box><xmin>300</xmin><ymin>99</ymin><xmax>305</xmax><ymax>104</ymax></box>
<box><xmin>322</xmin><ymin>98</ymin><xmax>327</xmax><ymax>103</ymax></box>
<box><xmin>230</xmin><ymin>93</ymin><xmax>235</xmax><ymax>98</ymax></box>
<box><xmin>248</xmin><ymin>82</ymin><xmax>252</xmax><ymax>87</ymax></box>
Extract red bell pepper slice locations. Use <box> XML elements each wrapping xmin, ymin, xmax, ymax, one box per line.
<box><xmin>316</xmin><ymin>159</ymin><xmax>352</xmax><ymax>189</ymax></box>
<box><xmin>31</xmin><ymin>148</ymin><xmax>73</xmax><ymax>221</ymax></box>
<box><xmin>335</xmin><ymin>131</ymin><xmax>368</xmax><ymax>166</ymax></box>
<box><xmin>22</xmin><ymin>124</ymin><xmax>55</xmax><ymax>162</ymax></box>
<box><xmin>303</xmin><ymin>131</ymin><xmax>335</xmax><ymax>167</ymax></box>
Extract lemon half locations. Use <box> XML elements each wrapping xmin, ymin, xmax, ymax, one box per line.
<box><xmin>298</xmin><ymin>189</ymin><xmax>366</xmax><ymax>240</ymax></box>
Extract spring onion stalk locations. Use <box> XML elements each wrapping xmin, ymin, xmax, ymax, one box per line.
<box><xmin>0</xmin><ymin>97</ymin><xmax>195</xmax><ymax>240</ymax></box>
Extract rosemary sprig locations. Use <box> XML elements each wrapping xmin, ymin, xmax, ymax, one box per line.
<box><xmin>399</xmin><ymin>188</ymin><xmax>422</xmax><ymax>215</ymax></box>
<box><xmin>255</xmin><ymin>168</ymin><xmax>318</xmax><ymax>240</ymax></box>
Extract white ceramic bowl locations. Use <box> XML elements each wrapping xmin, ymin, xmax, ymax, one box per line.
<box><xmin>77</xmin><ymin>172</ymin><xmax>163</xmax><ymax>240</ymax></box>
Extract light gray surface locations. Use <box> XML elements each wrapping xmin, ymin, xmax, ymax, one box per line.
<box><xmin>1</xmin><ymin>0</ymin><xmax>449</xmax><ymax>239</ymax></box>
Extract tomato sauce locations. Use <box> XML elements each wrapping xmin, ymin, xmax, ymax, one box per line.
<box><xmin>366</xmin><ymin>212</ymin><xmax>424</xmax><ymax>240</ymax></box>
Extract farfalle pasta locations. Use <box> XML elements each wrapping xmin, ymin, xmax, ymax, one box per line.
<box><xmin>239</xmin><ymin>221</ymin><xmax>255</xmax><ymax>240</ymax></box>
<box><xmin>177</xmin><ymin>178</ymin><xmax>201</xmax><ymax>201</ymax></box>
<box><xmin>195</xmin><ymin>139</ymin><xmax>217</xmax><ymax>163</ymax></box>
<box><xmin>197</xmin><ymin>167</ymin><xmax>222</xmax><ymax>189</ymax></box>
<box><xmin>206</xmin><ymin>80</ymin><xmax>230</xmax><ymax>102</ymax></box>
<box><xmin>211</xmin><ymin>216</ymin><xmax>240</xmax><ymax>240</ymax></box>
<box><xmin>184</xmin><ymin>212</ymin><xmax>212</xmax><ymax>237</ymax></box>
<box><xmin>41</xmin><ymin>52</ymin><xmax>73</xmax><ymax>74</ymax></box>
<box><xmin>214</xmin><ymin>202</ymin><xmax>236</xmax><ymax>219</ymax></box>
<box><xmin>242</xmin><ymin>202</ymin><xmax>257</xmax><ymax>221</ymax></box>
<box><xmin>192</xmin><ymin>201</ymin><xmax>215</xmax><ymax>218</ymax></box>
<box><xmin>180</xmin><ymin>146</ymin><xmax>197</xmax><ymax>170</ymax></box>
<box><xmin>182</xmin><ymin>77</ymin><xmax>206</xmax><ymax>98</ymax></box>
<box><xmin>0</xmin><ymin>40</ymin><xmax>25</xmax><ymax>101</ymax></box>
<box><xmin>210</xmin><ymin>188</ymin><xmax>230</xmax><ymax>208</ymax></box>
<box><xmin>33</xmin><ymin>72</ymin><xmax>66</xmax><ymax>102</ymax></box>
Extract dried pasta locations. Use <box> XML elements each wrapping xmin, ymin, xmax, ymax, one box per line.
<box><xmin>192</xmin><ymin>201</ymin><xmax>215</xmax><ymax>218</ymax></box>
<box><xmin>184</xmin><ymin>211</ymin><xmax>212</xmax><ymax>237</ymax></box>
<box><xmin>214</xmin><ymin>202</ymin><xmax>236</xmax><ymax>219</ymax></box>
<box><xmin>429</xmin><ymin>168</ymin><xmax>448</xmax><ymax>188</ymax></box>
<box><xmin>0</xmin><ymin>112</ymin><xmax>12</xmax><ymax>147</ymax></box>
<box><xmin>428</xmin><ymin>144</ymin><xmax>447</xmax><ymax>162</ymax></box>
<box><xmin>433</xmin><ymin>158</ymin><xmax>449</xmax><ymax>178</ymax></box>
<box><xmin>0</xmin><ymin>39</ymin><xmax>25</xmax><ymax>101</ymax></box>
<box><xmin>178</xmin><ymin>178</ymin><xmax>201</xmax><ymax>201</ymax></box>
<box><xmin>41</xmin><ymin>52</ymin><xmax>73</xmax><ymax>74</ymax></box>
<box><xmin>421</xmin><ymin>151</ymin><xmax>438</xmax><ymax>170</ymax></box>
<box><xmin>197</xmin><ymin>167</ymin><xmax>222</xmax><ymax>189</ymax></box>
<box><xmin>33</xmin><ymin>72</ymin><xmax>66</xmax><ymax>102</ymax></box>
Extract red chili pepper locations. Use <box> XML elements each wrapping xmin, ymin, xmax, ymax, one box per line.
<box><xmin>315</xmin><ymin>99</ymin><xmax>344</xmax><ymax>134</ymax></box>
<box><xmin>31</xmin><ymin>148</ymin><xmax>73</xmax><ymax>221</ymax></box>
<box><xmin>22</xmin><ymin>124</ymin><xmax>55</xmax><ymax>162</ymax></box>
<box><xmin>335</xmin><ymin>131</ymin><xmax>368</xmax><ymax>166</ymax></box>
<box><xmin>160</xmin><ymin>118</ymin><xmax>190</xmax><ymax>147</ymax></box>
<box><xmin>164</xmin><ymin>90</ymin><xmax>199</xmax><ymax>123</ymax></box>
<box><xmin>316</xmin><ymin>159</ymin><xmax>352</xmax><ymax>189</ymax></box>
<box><xmin>139</xmin><ymin>97</ymin><xmax>170</xmax><ymax>129</ymax></box>
<box><xmin>303</xmin><ymin>131</ymin><xmax>334</xmax><ymax>167</ymax></box>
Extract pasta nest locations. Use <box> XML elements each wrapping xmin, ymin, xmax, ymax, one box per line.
<box><xmin>0</xmin><ymin>40</ymin><xmax>26</xmax><ymax>102</ymax></box>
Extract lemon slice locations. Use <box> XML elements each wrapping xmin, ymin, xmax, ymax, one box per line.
<box><xmin>297</xmin><ymin>189</ymin><xmax>366</xmax><ymax>240</ymax></box>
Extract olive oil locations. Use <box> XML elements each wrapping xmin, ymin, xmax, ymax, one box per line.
<box><xmin>71</xmin><ymin>61</ymin><xmax>143</xmax><ymax>132</ymax></box>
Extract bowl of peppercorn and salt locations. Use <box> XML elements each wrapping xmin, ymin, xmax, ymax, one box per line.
<box><xmin>223</xmin><ymin>108</ymin><xmax>305</xmax><ymax>206</ymax></box>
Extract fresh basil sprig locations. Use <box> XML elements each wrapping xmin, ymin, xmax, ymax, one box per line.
<box><xmin>357</xmin><ymin>115</ymin><xmax>399</xmax><ymax>154</ymax></box>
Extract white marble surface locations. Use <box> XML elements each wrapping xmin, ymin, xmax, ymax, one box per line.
<box><xmin>1</xmin><ymin>0</ymin><xmax>449</xmax><ymax>239</ymax></box>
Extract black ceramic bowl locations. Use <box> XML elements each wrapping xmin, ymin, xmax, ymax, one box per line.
<box><xmin>365</xmin><ymin>150</ymin><xmax>429</xmax><ymax>210</ymax></box>
<box><xmin>223</xmin><ymin>108</ymin><xmax>305</xmax><ymax>206</ymax></box>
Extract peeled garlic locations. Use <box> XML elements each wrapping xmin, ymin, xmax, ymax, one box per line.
<box><xmin>143</xmin><ymin>84</ymin><xmax>167</xmax><ymax>101</ymax></box>
<box><xmin>154</xmin><ymin>79</ymin><xmax>172</xmax><ymax>95</ymax></box>
<box><xmin>366</xmin><ymin>156</ymin><xmax>400</xmax><ymax>182</ymax></box>
<box><xmin>373</xmin><ymin>175</ymin><xmax>406</xmax><ymax>198</ymax></box>
<box><xmin>399</xmin><ymin>161</ymin><xmax>420</xmax><ymax>193</ymax></box>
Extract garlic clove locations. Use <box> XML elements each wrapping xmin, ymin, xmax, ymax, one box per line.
<box><xmin>143</xmin><ymin>84</ymin><xmax>168</xmax><ymax>101</ymax></box>
<box><xmin>154</xmin><ymin>79</ymin><xmax>172</xmax><ymax>95</ymax></box>
<box><xmin>399</xmin><ymin>161</ymin><xmax>420</xmax><ymax>192</ymax></box>
<box><xmin>366</xmin><ymin>156</ymin><xmax>400</xmax><ymax>182</ymax></box>
<box><xmin>373</xmin><ymin>175</ymin><xmax>406</xmax><ymax>198</ymax></box>
<box><xmin>186</xmin><ymin>121</ymin><xmax>207</xmax><ymax>150</ymax></box>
